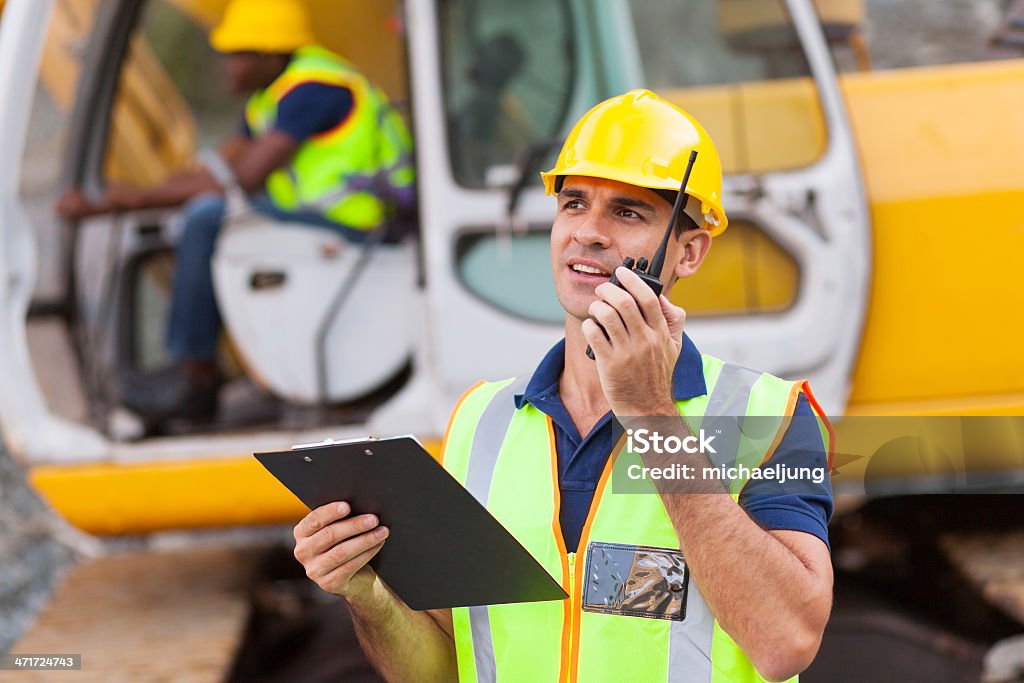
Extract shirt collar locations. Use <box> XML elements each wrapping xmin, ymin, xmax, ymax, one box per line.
<box><xmin>514</xmin><ymin>333</ymin><xmax>707</xmax><ymax>409</ymax></box>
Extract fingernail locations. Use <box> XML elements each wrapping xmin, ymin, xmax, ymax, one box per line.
<box><xmin>375</xmin><ymin>527</ymin><xmax>388</xmax><ymax>540</ymax></box>
<box><xmin>337</xmin><ymin>502</ymin><xmax>349</xmax><ymax>516</ymax></box>
<box><xmin>363</xmin><ymin>515</ymin><xmax>377</xmax><ymax>529</ymax></box>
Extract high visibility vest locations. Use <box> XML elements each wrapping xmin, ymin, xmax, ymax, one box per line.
<box><xmin>441</xmin><ymin>353</ymin><xmax>833</xmax><ymax>682</ymax></box>
<box><xmin>244</xmin><ymin>45</ymin><xmax>414</xmax><ymax>230</ymax></box>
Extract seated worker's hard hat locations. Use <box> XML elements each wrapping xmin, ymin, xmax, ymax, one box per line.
<box><xmin>541</xmin><ymin>89</ymin><xmax>728</xmax><ymax>236</ymax></box>
<box><xmin>210</xmin><ymin>0</ymin><xmax>315</xmax><ymax>54</ymax></box>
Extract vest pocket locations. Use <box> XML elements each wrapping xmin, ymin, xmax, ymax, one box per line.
<box><xmin>581</xmin><ymin>542</ymin><xmax>689</xmax><ymax>621</ymax></box>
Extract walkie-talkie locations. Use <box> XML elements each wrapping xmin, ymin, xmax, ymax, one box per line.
<box><xmin>586</xmin><ymin>150</ymin><xmax>699</xmax><ymax>360</ymax></box>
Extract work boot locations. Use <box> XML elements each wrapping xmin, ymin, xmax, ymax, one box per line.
<box><xmin>119</xmin><ymin>360</ymin><xmax>223</xmax><ymax>426</ymax></box>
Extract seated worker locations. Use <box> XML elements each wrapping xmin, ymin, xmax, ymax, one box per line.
<box><xmin>57</xmin><ymin>0</ymin><xmax>415</xmax><ymax>424</ymax></box>
<box><xmin>291</xmin><ymin>90</ymin><xmax>834</xmax><ymax>682</ymax></box>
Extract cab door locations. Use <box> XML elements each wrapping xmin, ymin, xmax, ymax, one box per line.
<box><xmin>667</xmin><ymin>0</ymin><xmax>872</xmax><ymax>415</ymax></box>
<box><xmin>409</xmin><ymin>0</ymin><xmax>870</xmax><ymax>415</ymax></box>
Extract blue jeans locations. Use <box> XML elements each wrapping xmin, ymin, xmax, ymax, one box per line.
<box><xmin>166</xmin><ymin>194</ymin><xmax>367</xmax><ymax>362</ymax></box>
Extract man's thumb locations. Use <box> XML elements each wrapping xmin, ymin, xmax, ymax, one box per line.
<box><xmin>660</xmin><ymin>294</ymin><xmax>686</xmax><ymax>341</ymax></box>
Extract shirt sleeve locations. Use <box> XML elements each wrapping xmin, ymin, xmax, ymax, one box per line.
<box><xmin>738</xmin><ymin>394</ymin><xmax>833</xmax><ymax>549</ymax></box>
<box><xmin>273</xmin><ymin>82</ymin><xmax>354</xmax><ymax>143</ymax></box>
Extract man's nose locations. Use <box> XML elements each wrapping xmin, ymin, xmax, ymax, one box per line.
<box><xmin>572</xmin><ymin>214</ymin><xmax>611</xmax><ymax>248</ymax></box>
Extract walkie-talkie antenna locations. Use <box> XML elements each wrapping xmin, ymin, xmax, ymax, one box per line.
<box><xmin>648</xmin><ymin>150</ymin><xmax>698</xmax><ymax>278</ymax></box>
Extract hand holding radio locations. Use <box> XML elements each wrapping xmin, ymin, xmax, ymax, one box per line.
<box><xmin>585</xmin><ymin>150</ymin><xmax>698</xmax><ymax>359</ymax></box>
<box><xmin>582</xmin><ymin>266</ymin><xmax>686</xmax><ymax>418</ymax></box>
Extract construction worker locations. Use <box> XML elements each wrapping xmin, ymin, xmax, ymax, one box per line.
<box><xmin>57</xmin><ymin>0</ymin><xmax>414</xmax><ymax>424</ymax></box>
<box><xmin>291</xmin><ymin>90</ymin><xmax>833</xmax><ymax>681</ymax></box>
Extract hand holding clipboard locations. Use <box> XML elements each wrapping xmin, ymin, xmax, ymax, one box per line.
<box><xmin>256</xmin><ymin>436</ymin><xmax>567</xmax><ymax>610</ymax></box>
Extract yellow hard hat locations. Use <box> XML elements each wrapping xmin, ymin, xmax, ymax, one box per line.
<box><xmin>541</xmin><ymin>89</ymin><xmax>728</xmax><ymax>236</ymax></box>
<box><xmin>210</xmin><ymin>0</ymin><xmax>315</xmax><ymax>54</ymax></box>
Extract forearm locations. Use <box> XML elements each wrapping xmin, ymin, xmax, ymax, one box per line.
<box><xmin>634</xmin><ymin>408</ymin><xmax>830</xmax><ymax>679</ymax></box>
<box><xmin>347</xmin><ymin>578</ymin><xmax>457</xmax><ymax>683</ymax></box>
<box><xmin>133</xmin><ymin>168</ymin><xmax>222</xmax><ymax>210</ymax></box>
<box><xmin>662</xmin><ymin>493</ymin><xmax>830</xmax><ymax>670</ymax></box>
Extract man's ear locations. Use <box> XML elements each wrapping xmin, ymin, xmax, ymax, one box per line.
<box><xmin>673</xmin><ymin>230</ymin><xmax>712</xmax><ymax>280</ymax></box>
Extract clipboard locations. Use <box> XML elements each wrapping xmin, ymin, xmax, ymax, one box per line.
<box><xmin>255</xmin><ymin>436</ymin><xmax>568</xmax><ymax>610</ymax></box>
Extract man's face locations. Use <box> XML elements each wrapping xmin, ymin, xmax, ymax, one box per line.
<box><xmin>221</xmin><ymin>52</ymin><xmax>285</xmax><ymax>95</ymax></box>
<box><xmin>550</xmin><ymin>175</ymin><xmax>694</xmax><ymax>322</ymax></box>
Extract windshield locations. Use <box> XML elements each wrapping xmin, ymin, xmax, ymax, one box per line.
<box><xmin>439</xmin><ymin>0</ymin><xmax>575</xmax><ymax>188</ymax></box>
<box><xmin>440</xmin><ymin>0</ymin><xmax>827</xmax><ymax>189</ymax></box>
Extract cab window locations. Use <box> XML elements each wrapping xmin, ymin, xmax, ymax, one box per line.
<box><xmin>627</xmin><ymin>0</ymin><xmax>828</xmax><ymax>176</ymax></box>
<box><xmin>439</xmin><ymin>0</ymin><xmax>575</xmax><ymax>187</ymax></box>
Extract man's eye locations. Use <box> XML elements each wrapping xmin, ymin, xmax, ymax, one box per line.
<box><xmin>619</xmin><ymin>209</ymin><xmax>641</xmax><ymax>219</ymax></box>
<box><xmin>564</xmin><ymin>200</ymin><xmax>583</xmax><ymax>210</ymax></box>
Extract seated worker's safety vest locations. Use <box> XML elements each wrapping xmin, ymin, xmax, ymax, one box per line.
<box><xmin>441</xmin><ymin>354</ymin><xmax>833</xmax><ymax>683</ymax></box>
<box><xmin>244</xmin><ymin>44</ymin><xmax>414</xmax><ymax>230</ymax></box>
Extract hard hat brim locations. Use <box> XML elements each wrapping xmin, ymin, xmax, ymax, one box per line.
<box><xmin>540</xmin><ymin>160</ymin><xmax>729</xmax><ymax>237</ymax></box>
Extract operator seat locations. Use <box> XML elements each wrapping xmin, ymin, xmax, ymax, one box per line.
<box><xmin>211</xmin><ymin>207</ymin><xmax>416</xmax><ymax>405</ymax></box>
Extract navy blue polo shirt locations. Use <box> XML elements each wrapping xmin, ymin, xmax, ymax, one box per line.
<box><xmin>514</xmin><ymin>336</ymin><xmax>833</xmax><ymax>552</ymax></box>
<box><xmin>240</xmin><ymin>82</ymin><xmax>355</xmax><ymax>142</ymax></box>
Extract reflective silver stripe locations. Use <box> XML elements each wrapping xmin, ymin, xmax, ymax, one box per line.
<box><xmin>706</xmin><ymin>362</ymin><xmax>761</xmax><ymax>416</ymax></box>
<box><xmin>302</xmin><ymin>166</ymin><xmax>414</xmax><ymax>213</ymax></box>
<box><xmin>464</xmin><ymin>377</ymin><xmax>528</xmax><ymax>683</ymax></box>
<box><xmin>702</xmin><ymin>363</ymin><xmax>762</xmax><ymax>472</ymax></box>
<box><xmin>304</xmin><ymin>184</ymin><xmax>362</xmax><ymax>213</ymax></box>
<box><xmin>464</xmin><ymin>377</ymin><xmax>529</xmax><ymax>505</ymax></box>
<box><xmin>668</xmin><ymin>580</ymin><xmax>715</xmax><ymax>681</ymax></box>
<box><xmin>668</xmin><ymin>365</ymin><xmax>762</xmax><ymax>679</ymax></box>
<box><xmin>469</xmin><ymin>605</ymin><xmax>496</xmax><ymax>683</ymax></box>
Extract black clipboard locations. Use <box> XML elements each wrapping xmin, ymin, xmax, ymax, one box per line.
<box><xmin>255</xmin><ymin>436</ymin><xmax>568</xmax><ymax>610</ymax></box>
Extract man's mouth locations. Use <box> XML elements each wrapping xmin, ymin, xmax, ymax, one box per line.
<box><xmin>568</xmin><ymin>260</ymin><xmax>612</xmax><ymax>283</ymax></box>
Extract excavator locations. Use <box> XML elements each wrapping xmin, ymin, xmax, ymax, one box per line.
<box><xmin>1</xmin><ymin>0</ymin><xmax>1023</xmax><ymax>679</ymax></box>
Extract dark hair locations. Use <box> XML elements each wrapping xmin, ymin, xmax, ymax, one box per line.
<box><xmin>652</xmin><ymin>189</ymin><xmax>701</xmax><ymax>237</ymax></box>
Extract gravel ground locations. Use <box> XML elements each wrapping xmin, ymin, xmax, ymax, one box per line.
<box><xmin>0</xmin><ymin>439</ymin><xmax>75</xmax><ymax>655</ymax></box>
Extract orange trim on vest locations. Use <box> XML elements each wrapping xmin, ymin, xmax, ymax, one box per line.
<box><xmin>800</xmin><ymin>380</ymin><xmax>836</xmax><ymax>471</ymax></box>
<box><xmin>274</xmin><ymin>77</ymin><xmax>350</xmax><ymax>99</ymax></box>
<box><xmin>438</xmin><ymin>380</ymin><xmax>485</xmax><ymax>467</ymax></box>
<box><xmin>547</xmin><ymin>416</ymin><xmax>572</xmax><ymax>683</ymax></box>
<box><xmin>568</xmin><ymin>430</ymin><xmax>626</xmax><ymax>683</ymax></box>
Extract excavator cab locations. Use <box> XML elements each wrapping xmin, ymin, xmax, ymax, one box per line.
<box><xmin>14</xmin><ymin>0</ymin><xmax>424</xmax><ymax>438</ymax></box>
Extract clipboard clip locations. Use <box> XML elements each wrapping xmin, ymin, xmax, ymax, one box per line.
<box><xmin>291</xmin><ymin>435</ymin><xmax>379</xmax><ymax>451</ymax></box>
